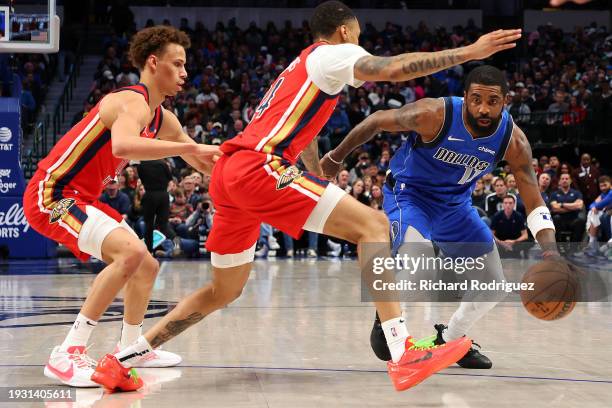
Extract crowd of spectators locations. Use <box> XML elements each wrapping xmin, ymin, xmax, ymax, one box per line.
<box><xmin>0</xmin><ymin>53</ymin><xmax>56</xmax><ymax>132</ymax></box>
<box><xmin>69</xmin><ymin>15</ymin><xmax>612</xmax><ymax>259</ymax></box>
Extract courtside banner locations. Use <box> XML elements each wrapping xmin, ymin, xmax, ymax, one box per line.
<box><xmin>359</xmin><ymin>242</ymin><xmax>610</xmax><ymax>303</ymax></box>
<box><xmin>0</xmin><ymin>98</ymin><xmax>26</xmax><ymax>197</ymax></box>
<box><xmin>0</xmin><ymin>195</ymin><xmax>56</xmax><ymax>258</ymax></box>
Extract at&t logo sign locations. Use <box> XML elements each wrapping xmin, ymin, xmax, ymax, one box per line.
<box><xmin>0</xmin><ymin>127</ymin><xmax>13</xmax><ymax>151</ymax></box>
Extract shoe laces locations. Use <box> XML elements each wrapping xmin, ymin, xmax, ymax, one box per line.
<box><xmin>470</xmin><ymin>342</ymin><xmax>482</xmax><ymax>352</ymax></box>
<box><xmin>68</xmin><ymin>344</ymin><xmax>97</xmax><ymax>368</ymax></box>
<box><xmin>408</xmin><ymin>342</ymin><xmax>442</xmax><ymax>351</ymax></box>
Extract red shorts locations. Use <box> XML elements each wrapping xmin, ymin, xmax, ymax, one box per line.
<box><xmin>23</xmin><ymin>170</ymin><xmax>126</xmax><ymax>261</ymax></box>
<box><xmin>206</xmin><ymin>150</ymin><xmax>340</xmax><ymax>256</ymax></box>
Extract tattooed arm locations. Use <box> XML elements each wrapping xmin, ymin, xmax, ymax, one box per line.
<box><xmin>320</xmin><ymin>98</ymin><xmax>443</xmax><ymax>179</ymax></box>
<box><xmin>505</xmin><ymin>126</ymin><xmax>558</xmax><ymax>255</ymax></box>
<box><xmin>300</xmin><ymin>137</ymin><xmax>323</xmax><ymax>176</ymax></box>
<box><xmin>353</xmin><ymin>29</ymin><xmax>521</xmax><ymax>82</ymax></box>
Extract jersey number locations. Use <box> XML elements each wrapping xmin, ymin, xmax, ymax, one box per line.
<box><xmin>254</xmin><ymin>77</ymin><xmax>285</xmax><ymax>120</ymax></box>
<box><xmin>458</xmin><ymin>167</ymin><xmax>485</xmax><ymax>184</ymax></box>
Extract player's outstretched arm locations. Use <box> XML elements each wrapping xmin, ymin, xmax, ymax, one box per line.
<box><xmin>353</xmin><ymin>29</ymin><xmax>521</xmax><ymax>83</ymax></box>
<box><xmin>320</xmin><ymin>98</ymin><xmax>442</xmax><ymax>179</ymax></box>
<box><xmin>157</xmin><ymin>108</ymin><xmax>221</xmax><ymax>175</ymax></box>
<box><xmin>505</xmin><ymin>126</ymin><xmax>559</xmax><ymax>255</ymax></box>
<box><xmin>100</xmin><ymin>92</ymin><xmax>208</xmax><ymax>160</ymax></box>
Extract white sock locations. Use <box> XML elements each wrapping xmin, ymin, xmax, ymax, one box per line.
<box><xmin>589</xmin><ymin>235</ymin><xmax>597</xmax><ymax>244</ymax></box>
<box><xmin>445</xmin><ymin>302</ymin><xmax>497</xmax><ymax>341</ymax></box>
<box><xmin>60</xmin><ymin>314</ymin><xmax>97</xmax><ymax>350</ymax></box>
<box><xmin>381</xmin><ymin>316</ymin><xmax>409</xmax><ymax>363</ymax></box>
<box><xmin>120</xmin><ymin>321</ymin><xmax>143</xmax><ymax>349</ymax></box>
<box><xmin>114</xmin><ymin>335</ymin><xmax>153</xmax><ymax>367</ymax></box>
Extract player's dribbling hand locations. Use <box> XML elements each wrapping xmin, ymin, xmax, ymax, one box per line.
<box><xmin>319</xmin><ymin>152</ymin><xmax>342</xmax><ymax>180</ymax></box>
<box><xmin>542</xmin><ymin>251</ymin><xmax>586</xmax><ymax>280</ymax></box>
<box><xmin>467</xmin><ymin>29</ymin><xmax>522</xmax><ymax>60</ymax></box>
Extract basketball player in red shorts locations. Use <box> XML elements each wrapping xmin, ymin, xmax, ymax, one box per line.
<box><xmin>23</xmin><ymin>26</ymin><xmax>219</xmax><ymax>389</ymax></box>
<box><xmin>105</xmin><ymin>1</ymin><xmax>520</xmax><ymax>391</ymax></box>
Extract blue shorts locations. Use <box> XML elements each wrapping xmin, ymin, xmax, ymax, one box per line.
<box><xmin>383</xmin><ymin>185</ymin><xmax>493</xmax><ymax>258</ymax></box>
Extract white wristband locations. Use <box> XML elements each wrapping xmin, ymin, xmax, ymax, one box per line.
<box><xmin>326</xmin><ymin>151</ymin><xmax>343</xmax><ymax>165</ymax></box>
<box><xmin>527</xmin><ymin>206</ymin><xmax>555</xmax><ymax>239</ymax></box>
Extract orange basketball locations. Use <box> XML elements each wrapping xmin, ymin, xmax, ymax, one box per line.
<box><xmin>520</xmin><ymin>260</ymin><xmax>579</xmax><ymax>321</ymax></box>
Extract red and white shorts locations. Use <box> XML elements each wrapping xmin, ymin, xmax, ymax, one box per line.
<box><xmin>23</xmin><ymin>169</ymin><xmax>137</xmax><ymax>261</ymax></box>
<box><xmin>206</xmin><ymin>150</ymin><xmax>346</xmax><ymax>267</ymax></box>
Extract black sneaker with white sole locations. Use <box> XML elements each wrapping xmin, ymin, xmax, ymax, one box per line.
<box><xmin>433</xmin><ymin>324</ymin><xmax>492</xmax><ymax>369</ymax></box>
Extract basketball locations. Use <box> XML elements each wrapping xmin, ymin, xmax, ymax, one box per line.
<box><xmin>520</xmin><ymin>260</ymin><xmax>579</xmax><ymax>321</ymax></box>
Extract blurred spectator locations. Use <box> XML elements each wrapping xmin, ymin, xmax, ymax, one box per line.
<box><xmin>471</xmin><ymin>178</ymin><xmax>487</xmax><ymax>210</ymax></box>
<box><xmin>325</xmin><ymin>105</ymin><xmax>351</xmax><ymax>148</ymax></box>
<box><xmin>169</xmin><ymin>188</ymin><xmax>194</xmax><ymax>237</ymax></box>
<box><xmin>226</xmin><ymin>119</ymin><xmax>244</xmax><ymax>139</ymax></box>
<box><xmin>507</xmin><ymin>91</ymin><xmax>531</xmax><ymax>124</ymax></box>
<box><xmin>538</xmin><ymin>172</ymin><xmax>552</xmax><ymax>206</ymax></box>
<box><xmin>336</xmin><ymin>170</ymin><xmax>351</xmax><ymax>193</ymax></box>
<box><xmin>482</xmin><ymin>173</ymin><xmax>494</xmax><ymax>194</ymax></box>
<box><xmin>547</xmin><ymin>155</ymin><xmax>560</xmax><ymax>180</ymax></box>
<box><xmin>485</xmin><ymin>178</ymin><xmax>517</xmax><ymax>218</ymax></box>
<box><xmin>491</xmin><ymin>195</ymin><xmax>529</xmax><ymax>258</ymax></box>
<box><xmin>370</xmin><ymin>184</ymin><xmax>383</xmax><ymax>210</ymax></box>
<box><xmin>116</xmin><ymin>63</ymin><xmax>139</xmax><ymax>85</ymax></box>
<box><xmin>547</xmin><ymin>90</ymin><xmax>569</xmax><ymax>125</ymax></box>
<box><xmin>183</xmin><ymin>117</ymin><xmax>204</xmax><ymax>143</ymax></box>
<box><xmin>129</xmin><ymin>182</ymin><xmax>146</xmax><ymax>237</ymax></box>
<box><xmin>377</xmin><ymin>150</ymin><xmax>391</xmax><ymax>172</ymax></box>
<box><xmin>351</xmin><ymin>179</ymin><xmax>370</xmax><ymax>206</ymax></box>
<box><xmin>349</xmin><ymin>153</ymin><xmax>371</xmax><ymax>184</ymax></box>
<box><xmin>100</xmin><ymin>180</ymin><xmax>131</xmax><ymax>220</ymax></box>
<box><xmin>572</xmin><ymin>153</ymin><xmax>600</xmax><ymax>207</ymax></box>
<box><xmin>181</xmin><ymin>176</ymin><xmax>202</xmax><ymax>208</ymax></box>
<box><xmin>532</xmin><ymin>158</ymin><xmax>542</xmax><ymax>178</ymax></box>
<box><xmin>550</xmin><ymin>173</ymin><xmax>585</xmax><ymax>242</ymax></box>
<box><xmin>123</xmin><ymin>166</ymin><xmax>139</xmax><ymax>196</ymax></box>
<box><xmin>583</xmin><ymin>175</ymin><xmax>612</xmax><ymax>256</ymax></box>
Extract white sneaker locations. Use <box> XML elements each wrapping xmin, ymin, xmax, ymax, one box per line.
<box><xmin>327</xmin><ymin>239</ymin><xmax>341</xmax><ymax>257</ymax></box>
<box><xmin>307</xmin><ymin>249</ymin><xmax>318</xmax><ymax>258</ymax></box>
<box><xmin>44</xmin><ymin>345</ymin><xmax>99</xmax><ymax>387</ymax></box>
<box><xmin>268</xmin><ymin>236</ymin><xmax>280</xmax><ymax>250</ymax></box>
<box><xmin>114</xmin><ymin>343</ymin><xmax>182</xmax><ymax>368</ymax></box>
<box><xmin>286</xmin><ymin>249</ymin><xmax>294</xmax><ymax>257</ymax></box>
<box><xmin>255</xmin><ymin>245</ymin><xmax>268</xmax><ymax>258</ymax></box>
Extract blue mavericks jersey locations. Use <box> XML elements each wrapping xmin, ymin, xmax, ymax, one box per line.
<box><xmin>389</xmin><ymin>96</ymin><xmax>514</xmax><ymax>204</ymax></box>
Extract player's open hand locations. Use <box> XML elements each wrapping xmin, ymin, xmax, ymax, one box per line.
<box><xmin>468</xmin><ymin>29</ymin><xmax>522</xmax><ymax>60</ymax></box>
<box><xmin>320</xmin><ymin>152</ymin><xmax>343</xmax><ymax>180</ymax></box>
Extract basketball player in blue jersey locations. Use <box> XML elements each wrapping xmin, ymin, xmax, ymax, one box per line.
<box><xmin>321</xmin><ymin>65</ymin><xmax>565</xmax><ymax>368</ymax></box>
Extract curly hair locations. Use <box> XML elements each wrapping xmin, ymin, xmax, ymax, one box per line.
<box><xmin>128</xmin><ymin>26</ymin><xmax>191</xmax><ymax>70</ymax></box>
<box><xmin>310</xmin><ymin>1</ymin><xmax>356</xmax><ymax>39</ymax></box>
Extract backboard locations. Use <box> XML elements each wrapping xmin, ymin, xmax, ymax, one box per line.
<box><xmin>0</xmin><ymin>0</ymin><xmax>59</xmax><ymax>53</ymax></box>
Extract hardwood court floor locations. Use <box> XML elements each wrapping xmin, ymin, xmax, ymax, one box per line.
<box><xmin>0</xmin><ymin>258</ymin><xmax>610</xmax><ymax>407</ymax></box>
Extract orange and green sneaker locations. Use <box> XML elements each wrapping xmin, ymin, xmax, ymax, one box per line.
<box><xmin>387</xmin><ymin>336</ymin><xmax>472</xmax><ymax>391</ymax></box>
<box><xmin>91</xmin><ymin>354</ymin><xmax>144</xmax><ymax>392</ymax></box>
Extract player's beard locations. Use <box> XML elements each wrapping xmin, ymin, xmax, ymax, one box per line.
<box><xmin>465</xmin><ymin>111</ymin><xmax>501</xmax><ymax>137</ymax></box>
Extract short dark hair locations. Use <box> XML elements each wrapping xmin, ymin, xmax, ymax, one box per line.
<box><xmin>310</xmin><ymin>1</ymin><xmax>356</xmax><ymax>39</ymax></box>
<box><xmin>599</xmin><ymin>175</ymin><xmax>611</xmax><ymax>184</ymax></box>
<box><xmin>129</xmin><ymin>26</ymin><xmax>191</xmax><ymax>70</ymax></box>
<box><xmin>503</xmin><ymin>194</ymin><xmax>516</xmax><ymax>203</ymax></box>
<box><xmin>464</xmin><ymin>65</ymin><xmax>509</xmax><ymax>96</ymax></box>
